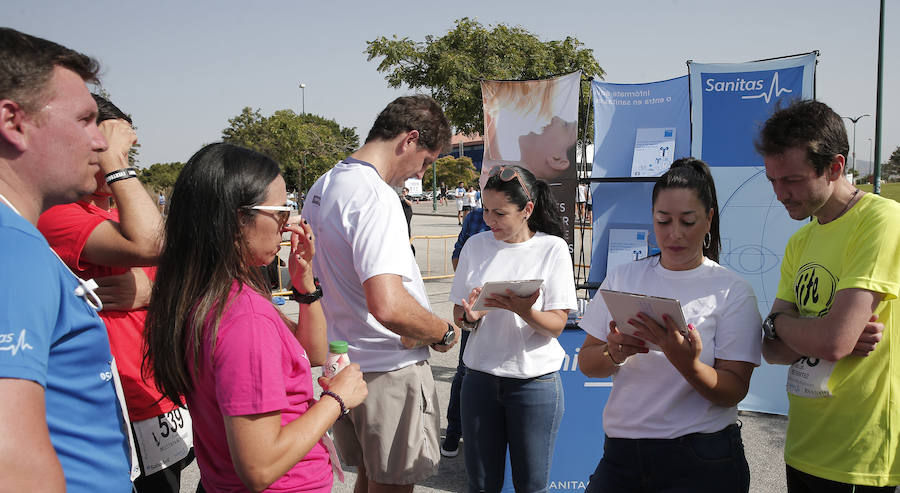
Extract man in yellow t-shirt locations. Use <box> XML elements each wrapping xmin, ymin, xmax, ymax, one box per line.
<box><xmin>758</xmin><ymin>99</ymin><xmax>900</xmax><ymax>492</ymax></box>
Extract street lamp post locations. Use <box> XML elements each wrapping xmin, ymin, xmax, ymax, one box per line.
<box><xmin>299</xmin><ymin>83</ymin><xmax>307</xmax><ymax>193</ymax></box>
<box><xmin>299</xmin><ymin>83</ymin><xmax>306</xmax><ymax>115</ymax></box>
<box><xmin>842</xmin><ymin>114</ymin><xmax>870</xmax><ymax>175</ymax></box>
<box><xmin>868</xmin><ymin>138</ymin><xmax>874</xmax><ymax>177</ymax></box>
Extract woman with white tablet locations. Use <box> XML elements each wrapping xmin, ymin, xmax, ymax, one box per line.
<box><xmin>578</xmin><ymin>158</ymin><xmax>762</xmax><ymax>493</ymax></box>
<box><xmin>451</xmin><ymin>165</ymin><xmax>577</xmax><ymax>493</ymax></box>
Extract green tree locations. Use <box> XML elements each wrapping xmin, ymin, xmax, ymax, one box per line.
<box><xmin>222</xmin><ymin>108</ymin><xmax>359</xmax><ymax>192</ymax></box>
<box><xmin>365</xmin><ymin>17</ymin><xmax>604</xmax><ymax>143</ymax></box>
<box><xmin>883</xmin><ymin>146</ymin><xmax>900</xmax><ymax>180</ymax></box>
<box><xmin>138</xmin><ymin>161</ymin><xmax>184</xmax><ymax>192</ymax></box>
<box><xmin>422</xmin><ymin>156</ymin><xmax>477</xmax><ymax>191</ymax></box>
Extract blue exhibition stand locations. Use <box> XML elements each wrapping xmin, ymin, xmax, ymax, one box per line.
<box><xmin>500</xmin><ymin>327</ymin><xmax>609</xmax><ymax>492</ymax></box>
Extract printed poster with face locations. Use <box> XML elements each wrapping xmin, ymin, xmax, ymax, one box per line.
<box><xmin>481</xmin><ymin>71</ymin><xmax>581</xmax><ymax>255</ymax></box>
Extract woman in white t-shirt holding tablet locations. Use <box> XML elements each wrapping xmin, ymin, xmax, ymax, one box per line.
<box><xmin>578</xmin><ymin>158</ymin><xmax>761</xmax><ymax>493</ymax></box>
<box><xmin>451</xmin><ymin>164</ymin><xmax>577</xmax><ymax>493</ymax></box>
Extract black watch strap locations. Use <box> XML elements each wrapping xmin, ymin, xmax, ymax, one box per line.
<box><xmin>292</xmin><ymin>278</ymin><xmax>323</xmax><ymax>304</ymax></box>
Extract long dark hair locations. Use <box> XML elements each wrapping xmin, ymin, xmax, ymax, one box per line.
<box><xmin>651</xmin><ymin>157</ymin><xmax>721</xmax><ymax>262</ymax></box>
<box><xmin>484</xmin><ymin>164</ymin><xmax>564</xmax><ymax>239</ymax></box>
<box><xmin>145</xmin><ymin>142</ymin><xmax>283</xmax><ymax>404</ymax></box>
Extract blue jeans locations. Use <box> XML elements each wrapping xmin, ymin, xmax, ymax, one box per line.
<box><xmin>461</xmin><ymin>369</ymin><xmax>564</xmax><ymax>493</ymax></box>
<box><xmin>585</xmin><ymin>423</ymin><xmax>750</xmax><ymax>493</ymax></box>
<box><xmin>445</xmin><ymin>329</ymin><xmax>470</xmax><ymax>439</ymax></box>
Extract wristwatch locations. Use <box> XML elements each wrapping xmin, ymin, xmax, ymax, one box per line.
<box><xmin>439</xmin><ymin>323</ymin><xmax>456</xmax><ymax>346</ymax></box>
<box><xmin>456</xmin><ymin>312</ymin><xmax>480</xmax><ymax>330</ymax></box>
<box><xmin>292</xmin><ymin>278</ymin><xmax>323</xmax><ymax>304</ymax></box>
<box><xmin>763</xmin><ymin>312</ymin><xmax>782</xmax><ymax>341</ymax></box>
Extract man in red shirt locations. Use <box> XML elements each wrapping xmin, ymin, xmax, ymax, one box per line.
<box><xmin>38</xmin><ymin>94</ymin><xmax>193</xmax><ymax>492</ymax></box>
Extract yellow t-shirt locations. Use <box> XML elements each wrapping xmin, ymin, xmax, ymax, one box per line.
<box><xmin>776</xmin><ymin>192</ymin><xmax>900</xmax><ymax>486</ymax></box>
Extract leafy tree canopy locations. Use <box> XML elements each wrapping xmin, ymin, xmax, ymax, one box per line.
<box><xmin>222</xmin><ymin>108</ymin><xmax>359</xmax><ymax>192</ymax></box>
<box><xmin>883</xmin><ymin>145</ymin><xmax>900</xmax><ymax>179</ymax></box>
<box><xmin>422</xmin><ymin>155</ymin><xmax>477</xmax><ymax>190</ymax></box>
<box><xmin>138</xmin><ymin>161</ymin><xmax>184</xmax><ymax>192</ymax></box>
<box><xmin>365</xmin><ymin>17</ymin><xmax>604</xmax><ymax>142</ymax></box>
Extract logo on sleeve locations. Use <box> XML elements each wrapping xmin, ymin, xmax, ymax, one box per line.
<box><xmin>0</xmin><ymin>330</ymin><xmax>34</xmax><ymax>356</ymax></box>
<box><xmin>794</xmin><ymin>262</ymin><xmax>838</xmax><ymax>317</ymax></box>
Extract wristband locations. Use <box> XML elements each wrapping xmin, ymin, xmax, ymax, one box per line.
<box><xmin>104</xmin><ymin>167</ymin><xmax>138</xmax><ymax>185</ymax></box>
<box><xmin>292</xmin><ymin>277</ymin><xmax>323</xmax><ymax>304</ymax></box>
<box><xmin>320</xmin><ymin>390</ymin><xmax>349</xmax><ymax>418</ymax></box>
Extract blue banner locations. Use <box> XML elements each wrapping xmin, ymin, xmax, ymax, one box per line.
<box><xmin>591</xmin><ymin>76</ymin><xmax>691</xmax><ymax>178</ymax></box>
<box><xmin>689</xmin><ymin>53</ymin><xmax>817</xmax><ymax>414</ymax></box>
<box><xmin>588</xmin><ymin>77</ymin><xmax>690</xmax><ymax>284</ymax></box>
<box><xmin>689</xmin><ymin>53</ymin><xmax>816</xmax><ymax>166</ymax></box>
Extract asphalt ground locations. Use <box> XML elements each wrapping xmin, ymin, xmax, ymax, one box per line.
<box><xmin>179</xmin><ymin>200</ymin><xmax>814</xmax><ymax>492</ymax></box>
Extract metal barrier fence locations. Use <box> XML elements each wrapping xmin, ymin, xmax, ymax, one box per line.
<box><xmin>411</xmin><ymin>234</ymin><xmax>457</xmax><ymax>280</ymax></box>
<box><xmin>271</xmin><ymin>241</ymin><xmax>293</xmax><ymax>297</ymax></box>
<box><xmin>271</xmin><ymin>224</ymin><xmax>593</xmax><ymax>295</ymax></box>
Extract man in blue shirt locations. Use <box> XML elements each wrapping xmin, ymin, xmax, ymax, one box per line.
<box><xmin>0</xmin><ymin>28</ymin><xmax>132</xmax><ymax>492</ymax></box>
<box><xmin>442</xmin><ymin>207</ymin><xmax>490</xmax><ymax>457</ymax></box>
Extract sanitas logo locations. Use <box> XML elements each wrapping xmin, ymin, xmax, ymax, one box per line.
<box><xmin>705</xmin><ymin>77</ymin><xmax>764</xmax><ymax>92</ymax></box>
<box><xmin>705</xmin><ymin>72</ymin><xmax>793</xmax><ymax>104</ymax></box>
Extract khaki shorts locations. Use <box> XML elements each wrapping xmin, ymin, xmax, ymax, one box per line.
<box><xmin>332</xmin><ymin>360</ymin><xmax>441</xmax><ymax>485</ymax></box>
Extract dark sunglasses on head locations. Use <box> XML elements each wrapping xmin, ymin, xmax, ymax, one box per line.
<box><xmin>488</xmin><ymin>165</ymin><xmax>531</xmax><ymax>200</ymax></box>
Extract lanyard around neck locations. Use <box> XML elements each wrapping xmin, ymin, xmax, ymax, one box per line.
<box><xmin>0</xmin><ymin>193</ymin><xmax>103</xmax><ymax>311</ymax></box>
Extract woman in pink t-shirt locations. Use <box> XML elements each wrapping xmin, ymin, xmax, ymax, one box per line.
<box><xmin>146</xmin><ymin>143</ymin><xmax>367</xmax><ymax>492</ymax></box>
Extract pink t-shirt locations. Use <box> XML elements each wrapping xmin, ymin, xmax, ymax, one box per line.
<box><xmin>188</xmin><ymin>282</ymin><xmax>332</xmax><ymax>493</ymax></box>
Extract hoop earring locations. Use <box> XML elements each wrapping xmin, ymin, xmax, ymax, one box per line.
<box><xmin>703</xmin><ymin>232</ymin><xmax>711</xmax><ymax>249</ymax></box>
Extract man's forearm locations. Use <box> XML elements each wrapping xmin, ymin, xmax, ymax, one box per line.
<box><xmin>109</xmin><ymin>177</ymin><xmax>164</xmax><ymax>254</ymax></box>
<box><xmin>378</xmin><ymin>300</ymin><xmax>448</xmax><ymax>343</ymax></box>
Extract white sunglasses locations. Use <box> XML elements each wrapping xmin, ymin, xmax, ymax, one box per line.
<box><xmin>247</xmin><ymin>205</ymin><xmax>292</xmax><ymax>227</ymax></box>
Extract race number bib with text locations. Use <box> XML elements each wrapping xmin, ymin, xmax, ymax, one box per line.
<box><xmin>787</xmin><ymin>356</ymin><xmax>836</xmax><ymax>398</ymax></box>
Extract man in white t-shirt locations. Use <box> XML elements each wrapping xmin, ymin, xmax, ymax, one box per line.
<box><xmin>455</xmin><ymin>181</ymin><xmax>467</xmax><ymax>225</ymax></box>
<box><xmin>303</xmin><ymin>95</ymin><xmax>459</xmax><ymax>493</ymax></box>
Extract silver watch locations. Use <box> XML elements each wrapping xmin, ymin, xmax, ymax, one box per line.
<box><xmin>763</xmin><ymin>312</ymin><xmax>781</xmax><ymax>341</ymax></box>
<box><xmin>440</xmin><ymin>324</ymin><xmax>457</xmax><ymax>346</ymax></box>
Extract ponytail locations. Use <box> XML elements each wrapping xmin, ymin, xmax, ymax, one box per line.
<box><xmin>527</xmin><ymin>180</ymin><xmax>564</xmax><ymax>238</ymax></box>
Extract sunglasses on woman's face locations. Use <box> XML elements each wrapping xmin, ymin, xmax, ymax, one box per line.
<box><xmin>488</xmin><ymin>166</ymin><xmax>531</xmax><ymax>200</ymax></box>
<box><xmin>249</xmin><ymin>205</ymin><xmax>292</xmax><ymax>229</ymax></box>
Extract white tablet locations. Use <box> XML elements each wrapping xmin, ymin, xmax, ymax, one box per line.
<box><xmin>598</xmin><ymin>289</ymin><xmax>687</xmax><ymax>351</ymax></box>
<box><xmin>472</xmin><ymin>279</ymin><xmax>543</xmax><ymax>311</ymax></box>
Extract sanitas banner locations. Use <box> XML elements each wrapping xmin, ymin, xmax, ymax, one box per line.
<box><xmin>688</xmin><ymin>52</ymin><xmax>817</xmax><ymax>414</ymax></box>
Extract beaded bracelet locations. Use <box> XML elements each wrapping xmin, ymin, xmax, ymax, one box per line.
<box><xmin>320</xmin><ymin>390</ymin><xmax>349</xmax><ymax>418</ymax></box>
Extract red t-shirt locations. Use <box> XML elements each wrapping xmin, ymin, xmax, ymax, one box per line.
<box><xmin>188</xmin><ymin>282</ymin><xmax>332</xmax><ymax>492</ymax></box>
<box><xmin>38</xmin><ymin>200</ymin><xmax>178</xmax><ymax>421</ymax></box>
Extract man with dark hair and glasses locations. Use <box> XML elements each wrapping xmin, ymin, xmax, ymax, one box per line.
<box><xmin>38</xmin><ymin>94</ymin><xmax>195</xmax><ymax>493</ymax></box>
<box><xmin>0</xmin><ymin>28</ymin><xmax>132</xmax><ymax>492</ymax></box>
<box><xmin>303</xmin><ymin>95</ymin><xmax>458</xmax><ymax>493</ymax></box>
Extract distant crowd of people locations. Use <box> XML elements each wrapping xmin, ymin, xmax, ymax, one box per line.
<box><xmin>1</xmin><ymin>27</ymin><xmax>898</xmax><ymax>493</ymax></box>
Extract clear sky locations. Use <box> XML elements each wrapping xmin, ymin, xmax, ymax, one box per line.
<box><xmin>7</xmin><ymin>0</ymin><xmax>897</xmax><ymax>172</ymax></box>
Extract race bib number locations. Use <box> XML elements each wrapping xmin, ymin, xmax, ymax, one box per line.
<box><xmin>323</xmin><ymin>431</ymin><xmax>345</xmax><ymax>483</ymax></box>
<box><xmin>787</xmin><ymin>356</ymin><xmax>836</xmax><ymax>398</ymax></box>
<box><xmin>132</xmin><ymin>408</ymin><xmax>193</xmax><ymax>475</ymax></box>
